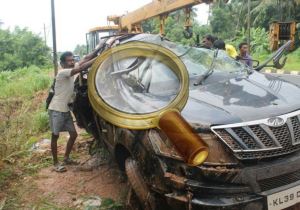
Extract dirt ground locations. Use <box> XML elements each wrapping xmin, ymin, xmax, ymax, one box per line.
<box><xmin>1</xmin><ymin>132</ymin><xmax>127</xmax><ymax>210</ymax></box>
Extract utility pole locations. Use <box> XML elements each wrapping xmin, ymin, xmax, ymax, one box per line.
<box><xmin>51</xmin><ymin>0</ymin><xmax>58</xmax><ymax>76</ymax></box>
<box><xmin>43</xmin><ymin>23</ymin><xmax>47</xmax><ymax>47</ymax></box>
<box><xmin>247</xmin><ymin>0</ymin><xmax>251</xmax><ymax>47</ymax></box>
<box><xmin>207</xmin><ymin>3</ymin><xmax>212</xmax><ymax>25</ymax></box>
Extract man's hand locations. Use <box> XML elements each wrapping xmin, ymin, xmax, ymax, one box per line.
<box><xmin>95</xmin><ymin>39</ymin><xmax>107</xmax><ymax>51</ymax></box>
<box><xmin>78</xmin><ymin>39</ymin><xmax>107</xmax><ymax>65</ymax></box>
<box><xmin>235</xmin><ymin>55</ymin><xmax>242</xmax><ymax>60</ymax></box>
<box><xmin>70</xmin><ymin>57</ymin><xmax>96</xmax><ymax>76</ymax></box>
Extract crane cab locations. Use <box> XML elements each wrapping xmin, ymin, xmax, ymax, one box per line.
<box><xmin>86</xmin><ymin>26</ymin><xmax>119</xmax><ymax>53</ymax></box>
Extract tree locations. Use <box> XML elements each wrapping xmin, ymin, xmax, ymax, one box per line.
<box><xmin>74</xmin><ymin>44</ymin><xmax>87</xmax><ymax>57</ymax></box>
<box><xmin>209</xmin><ymin>6</ymin><xmax>236</xmax><ymax>40</ymax></box>
<box><xmin>0</xmin><ymin>27</ymin><xmax>51</xmax><ymax>71</ymax></box>
<box><xmin>251</xmin><ymin>0</ymin><xmax>300</xmax><ymax>28</ymax></box>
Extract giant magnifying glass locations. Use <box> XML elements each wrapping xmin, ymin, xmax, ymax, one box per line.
<box><xmin>88</xmin><ymin>42</ymin><xmax>208</xmax><ymax>166</ymax></box>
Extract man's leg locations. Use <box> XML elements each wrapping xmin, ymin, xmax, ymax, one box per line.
<box><xmin>51</xmin><ymin>133</ymin><xmax>59</xmax><ymax>165</ymax></box>
<box><xmin>64</xmin><ymin>130</ymin><xmax>78</xmax><ymax>160</ymax></box>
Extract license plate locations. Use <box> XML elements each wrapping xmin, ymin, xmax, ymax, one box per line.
<box><xmin>267</xmin><ymin>185</ymin><xmax>300</xmax><ymax>210</ymax></box>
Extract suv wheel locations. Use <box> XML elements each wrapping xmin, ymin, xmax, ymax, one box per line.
<box><xmin>125</xmin><ymin>158</ymin><xmax>156</xmax><ymax>210</ymax></box>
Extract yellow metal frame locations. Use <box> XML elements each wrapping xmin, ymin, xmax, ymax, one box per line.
<box><xmin>88</xmin><ymin>25</ymin><xmax>119</xmax><ymax>33</ymax></box>
<box><xmin>88</xmin><ymin>42</ymin><xmax>189</xmax><ymax>130</ymax></box>
<box><xmin>108</xmin><ymin>0</ymin><xmax>213</xmax><ymax>33</ymax></box>
<box><xmin>269</xmin><ymin>21</ymin><xmax>296</xmax><ymax>51</ymax></box>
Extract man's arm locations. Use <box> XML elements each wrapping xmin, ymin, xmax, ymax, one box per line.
<box><xmin>70</xmin><ymin>57</ymin><xmax>97</xmax><ymax>76</ymax></box>
<box><xmin>78</xmin><ymin>39</ymin><xmax>106</xmax><ymax>65</ymax></box>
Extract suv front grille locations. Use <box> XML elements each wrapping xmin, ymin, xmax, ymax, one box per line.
<box><xmin>258</xmin><ymin>169</ymin><xmax>300</xmax><ymax>192</ymax></box>
<box><xmin>211</xmin><ymin>111</ymin><xmax>300</xmax><ymax>160</ymax></box>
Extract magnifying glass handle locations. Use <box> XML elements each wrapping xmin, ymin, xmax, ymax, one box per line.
<box><xmin>158</xmin><ymin>110</ymin><xmax>209</xmax><ymax>166</ymax></box>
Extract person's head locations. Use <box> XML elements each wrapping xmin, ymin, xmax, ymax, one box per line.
<box><xmin>202</xmin><ymin>34</ymin><xmax>217</xmax><ymax>49</ymax></box>
<box><xmin>213</xmin><ymin>39</ymin><xmax>226</xmax><ymax>50</ymax></box>
<box><xmin>60</xmin><ymin>51</ymin><xmax>75</xmax><ymax>69</ymax></box>
<box><xmin>239</xmin><ymin>42</ymin><xmax>249</xmax><ymax>55</ymax></box>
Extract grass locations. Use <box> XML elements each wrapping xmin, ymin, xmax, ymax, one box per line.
<box><xmin>253</xmin><ymin>48</ymin><xmax>300</xmax><ymax>71</ymax></box>
<box><xmin>0</xmin><ymin>167</ymin><xmax>14</xmax><ymax>188</ymax></box>
<box><xmin>284</xmin><ymin>49</ymin><xmax>300</xmax><ymax>71</ymax></box>
<box><xmin>0</xmin><ymin>66</ymin><xmax>51</xmax><ymax>159</ymax></box>
<box><xmin>100</xmin><ymin>198</ymin><xmax>124</xmax><ymax>210</ymax></box>
<box><xmin>0</xmin><ymin>65</ymin><xmax>51</xmax><ymax>98</ymax></box>
<box><xmin>0</xmin><ymin>65</ymin><xmax>53</xmax><ymax>204</ymax></box>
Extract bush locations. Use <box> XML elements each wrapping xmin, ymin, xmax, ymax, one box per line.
<box><xmin>0</xmin><ymin>27</ymin><xmax>51</xmax><ymax>71</ymax></box>
<box><xmin>0</xmin><ymin>66</ymin><xmax>51</xmax><ymax>162</ymax></box>
<box><xmin>33</xmin><ymin>111</ymin><xmax>49</xmax><ymax>133</ymax></box>
<box><xmin>0</xmin><ymin>66</ymin><xmax>51</xmax><ymax>98</ymax></box>
<box><xmin>227</xmin><ymin>27</ymin><xmax>270</xmax><ymax>54</ymax></box>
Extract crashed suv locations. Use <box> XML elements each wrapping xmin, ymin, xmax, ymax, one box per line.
<box><xmin>72</xmin><ymin>34</ymin><xmax>300</xmax><ymax>210</ymax></box>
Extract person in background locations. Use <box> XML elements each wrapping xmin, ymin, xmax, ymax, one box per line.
<box><xmin>202</xmin><ymin>34</ymin><xmax>218</xmax><ymax>49</ymax></box>
<box><xmin>237</xmin><ymin>42</ymin><xmax>253</xmax><ymax>68</ymax></box>
<box><xmin>225</xmin><ymin>43</ymin><xmax>238</xmax><ymax>59</ymax></box>
<box><xmin>213</xmin><ymin>39</ymin><xmax>238</xmax><ymax>59</ymax></box>
<box><xmin>213</xmin><ymin>39</ymin><xmax>226</xmax><ymax>50</ymax></box>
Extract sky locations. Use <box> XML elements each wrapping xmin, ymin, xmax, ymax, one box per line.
<box><xmin>0</xmin><ymin>0</ymin><xmax>209</xmax><ymax>52</ymax></box>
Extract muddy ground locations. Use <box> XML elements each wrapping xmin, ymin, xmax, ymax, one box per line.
<box><xmin>1</xmin><ymin>132</ymin><xmax>127</xmax><ymax>210</ymax></box>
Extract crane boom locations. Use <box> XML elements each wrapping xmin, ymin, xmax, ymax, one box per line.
<box><xmin>108</xmin><ymin>0</ymin><xmax>213</xmax><ymax>33</ymax></box>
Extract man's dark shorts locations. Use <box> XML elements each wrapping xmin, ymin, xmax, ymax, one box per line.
<box><xmin>48</xmin><ymin>110</ymin><xmax>76</xmax><ymax>135</ymax></box>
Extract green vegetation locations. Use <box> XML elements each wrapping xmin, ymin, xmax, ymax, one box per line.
<box><xmin>74</xmin><ymin>44</ymin><xmax>87</xmax><ymax>57</ymax></box>
<box><xmin>0</xmin><ymin>65</ymin><xmax>51</xmax><ymax>98</ymax></box>
<box><xmin>0</xmin><ymin>27</ymin><xmax>51</xmax><ymax>71</ymax></box>
<box><xmin>0</xmin><ymin>66</ymin><xmax>51</xmax><ymax>188</ymax></box>
<box><xmin>211</xmin><ymin>0</ymin><xmax>300</xmax><ymax>39</ymax></box>
<box><xmin>100</xmin><ymin>198</ymin><xmax>124</xmax><ymax>210</ymax></box>
<box><xmin>278</xmin><ymin>48</ymin><xmax>300</xmax><ymax>71</ymax></box>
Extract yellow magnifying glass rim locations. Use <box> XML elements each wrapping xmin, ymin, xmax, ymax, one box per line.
<box><xmin>88</xmin><ymin>41</ymin><xmax>189</xmax><ymax>130</ymax></box>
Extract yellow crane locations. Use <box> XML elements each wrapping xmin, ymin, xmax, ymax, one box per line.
<box><xmin>86</xmin><ymin>0</ymin><xmax>215</xmax><ymax>51</ymax></box>
<box><xmin>107</xmin><ymin>0</ymin><xmax>213</xmax><ymax>35</ymax></box>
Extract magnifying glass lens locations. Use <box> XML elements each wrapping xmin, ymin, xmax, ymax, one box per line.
<box><xmin>95</xmin><ymin>55</ymin><xmax>180</xmax><ymax>114</ymax></box>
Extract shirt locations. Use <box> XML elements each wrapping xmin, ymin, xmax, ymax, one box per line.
<box><xmin>240</xmin><ymin>54</ymin><xmax>253</xmax><ymax>68</ymax></box>
<box><xmin>225</xmin><ymin>44</ymin><xmax>238</xmax><ymax>58</ymax></box>
<box><xmin>48</xmin><ymin>68</ymin><xmax>74</xmax><ymax>112</ymax></box>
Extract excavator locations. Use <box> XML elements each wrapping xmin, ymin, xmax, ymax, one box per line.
<box><xmin>86</xmin><ymin>0</ymin><xmax>215</xmax><ymax>51</ymax></box>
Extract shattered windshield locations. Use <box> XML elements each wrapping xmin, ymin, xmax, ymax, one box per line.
<box><xmin>124</xmin><ymin>34</ymin><xmax>247</xmax><ymax>77</ymax></box>
<box><xmin>93</xmin><ymin>34</ymin><xmax>247</xmax><ymax>114</ymax></box>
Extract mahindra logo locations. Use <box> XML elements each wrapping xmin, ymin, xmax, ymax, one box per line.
<box><xmin>266</xmin><ymin>117</ymin><xmax>285</xmax><ymax>127</ymax></box>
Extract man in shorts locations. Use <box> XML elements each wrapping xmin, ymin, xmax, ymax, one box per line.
<box><xmin>48</xmin><ymin>43</ymin><xmax>104</xmax><ymax>172</ymax></box>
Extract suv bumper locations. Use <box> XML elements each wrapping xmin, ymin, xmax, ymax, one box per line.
<box><xmin>165</xmin><ymin>192</ymin><xmax>264</xmax><ymax>210</ymax></box>
<box><xmin>165</xmin><ymin>180</ymin><xmax>300</xmax><ymax>210</ymax></box>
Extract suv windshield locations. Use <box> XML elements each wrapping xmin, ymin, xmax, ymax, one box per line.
<box><xmin>162</xmin><ymin>41</ymin><xmax>247</xmax><ymax>77</ymax></box>
<box><xmin>125</xmin><ymin>34</ymin><xmax>248</xmax><ymax>77</ymax></box>
<box><xmin>94</xmin><ymin>34</ymin><xmax>251</xmax><ymax>113</ymax></box>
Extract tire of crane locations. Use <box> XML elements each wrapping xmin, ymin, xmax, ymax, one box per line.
<box><xmin>125</xmin><ymin>157</ymin><xmax>156</xmax><ymax>210</ymax></box>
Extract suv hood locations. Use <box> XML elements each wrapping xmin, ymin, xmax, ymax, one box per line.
<box><xmin>182</xmin><ymin>71</ymin><xmax>300</xmax><ymax>126</ymax></box>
